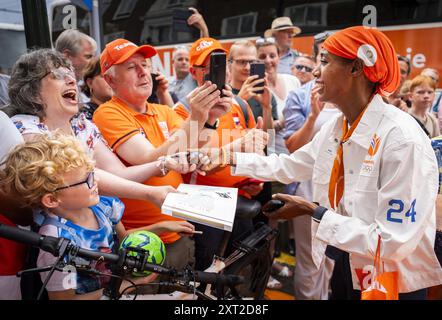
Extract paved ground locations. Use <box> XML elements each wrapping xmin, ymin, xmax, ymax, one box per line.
<box><xmin>264</xmin><ymin>251</ymin><xmax>296</xmax><ymax>300</ymax></box>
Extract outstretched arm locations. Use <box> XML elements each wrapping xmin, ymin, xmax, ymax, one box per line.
<box><xmin>187</xmin><ymin>7</ymin><xmax>209</xmax><ymax>38</ymax></box>
<box><xmin>267</xmin><ymin>139</ymin><xmax>438</xmax><ymax>264</ymax></box>
<box><xmin>95</xmin><ymin>168</ymin><xmax>176</xmax><ymax>208</ymax></box>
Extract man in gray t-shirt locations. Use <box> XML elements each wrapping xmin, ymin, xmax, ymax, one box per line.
<box><xmin>169</xmin><ymin>46</ymin><xmax>197</xmax><ymax>102</ymax></box>
<box><xmin>0</xmin><ymin>74</ymin><xmax>10</xmax><ymax>107</ymax></box>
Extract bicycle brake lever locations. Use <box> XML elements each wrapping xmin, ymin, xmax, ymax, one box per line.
<box><xmin>17</xmin><ymin>265</ymin><xmax>64</xmax><ymax>277</ymax></box>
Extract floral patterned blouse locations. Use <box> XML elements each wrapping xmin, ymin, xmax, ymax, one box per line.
<box><xmin>11</xmin><ymin>112</ymin><xmax>102</xmax><ymax>155</ymax></box>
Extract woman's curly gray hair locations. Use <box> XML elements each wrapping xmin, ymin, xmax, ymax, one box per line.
<box><xmin>4</xmin><ymin>49</ymin><xmax>72</xmax><ymax>119</ymax></box>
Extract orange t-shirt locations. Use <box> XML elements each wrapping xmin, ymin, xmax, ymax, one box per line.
<box><xmin>173</xmin><ymin>99</ymin><xmax>255</xmax><ymax>190</ymax></box>
<box><xmin>93</xmin><ymin>96</ymin><xmax>184</xmax><ymax>244</ymax></box>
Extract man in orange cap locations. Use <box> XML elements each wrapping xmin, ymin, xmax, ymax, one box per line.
<box><xmin>206</xmin><ymin>26</ymin><xmax>442</xmax><ymax>299</ymax></box>
<box><xmin>93</xmin><ymin>38</ymin><xmax>232</xmax><ymax>292</ymax></box>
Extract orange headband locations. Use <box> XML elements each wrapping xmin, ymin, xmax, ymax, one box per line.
<box><xmin>323</xmin><ymin>26</ymin><xmax>400</xmax><ymax>97</ymax></box>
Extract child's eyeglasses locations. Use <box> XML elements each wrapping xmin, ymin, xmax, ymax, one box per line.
<box><xmin>293</xmin><ymin>64</ymin><xmax>313</xmax><ymax>73</ymax></box>
<box><xmin>55</xmin><ymin>171</ymin><xmax>95</xmax><ymax>191</ymax></box>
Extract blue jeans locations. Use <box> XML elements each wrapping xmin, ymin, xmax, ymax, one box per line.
<box><xmin>435</xmin><ymin>230</ymin><xmax>442</xmax><ymax>267</ymax></box>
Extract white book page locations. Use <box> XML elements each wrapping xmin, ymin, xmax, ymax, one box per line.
<box><xmin>161</xmin><ymin>184</ymin><xmax>238</xmax><ymax>228</ymax></box>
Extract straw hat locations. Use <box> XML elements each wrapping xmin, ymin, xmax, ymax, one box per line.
<box><xmin>264</xmin><ymin>17</ymin><xmax>301</xmax><ymax>38</ymax></box>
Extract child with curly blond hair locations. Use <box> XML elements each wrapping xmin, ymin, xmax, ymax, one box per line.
<box><xmin>0</xmin><ymin>134</ymin><xmax>195</xmax><ymax>299</ymax></box>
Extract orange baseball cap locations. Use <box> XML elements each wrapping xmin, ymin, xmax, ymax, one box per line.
<box><xmin>100</xmin><ymin>38</ymin><xmax>157</xmax><ymax>75</ymax></box>
<box><xmin>189</xmin><ymin>37</ymin><xmax>227</xmax><ymax>67</ymax></box>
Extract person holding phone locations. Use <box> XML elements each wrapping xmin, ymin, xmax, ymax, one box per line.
<box><xmin>169</xmin><ymin>6</ymin><xmax>210</xmax><ymax>102</ymax></box>
<box><xmin>187</xmin><ymin>7</ymin><xmax>209</xmax><ymax>38</ymax></box>
<box><xmin>256</xmin><ymin>37</ymin><xmax>301</xmax><ymax>156</ymax></box>
<box><xmin>173</xmin><ymin>37</ymin><xmax>266</xmax><ymax>271</ymax></box>
<box><xmin>145</xmin><ymin>58</ymin><xmax>176</xmax><ymax>107</ymax></box>
<box><xmin>92</xmin><ymin>38</ymin><xmax>232</xmax><ymax>292</ymax></box>
<box><xmin>228</xmin><ymin>40</ymin><xmax>277</xmax><ymax>131</ymax></box>
<box><xmin>228</xmin><ymin>40</ymin><xmax>279</xmax><ymax>230</ymax></box>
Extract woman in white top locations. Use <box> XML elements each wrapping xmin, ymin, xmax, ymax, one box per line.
<box><xmin>256</xmin><ymin>37</ymin><xmax>301</xmax><ymax>156</ymax></box>
<box><xmin>212</xmin><ymin>26</ymin><xmax>442</xmax><ymax>299</ymax></box>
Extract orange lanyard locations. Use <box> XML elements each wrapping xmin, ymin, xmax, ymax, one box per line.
<box><xmin>328</xmin><ymin>106</ymin><xmax>368</xmax><ymax>209</ymax></box>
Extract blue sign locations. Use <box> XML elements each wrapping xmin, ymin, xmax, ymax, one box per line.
<box><xmin>82</xmin><ymin>0</ymin><xmax>92</xmax><ymax>11</ymax></box>
<box><xmin>71</xmin><ymin>0</ymin><xmax>93</xmax><ymax>12</ymax></box>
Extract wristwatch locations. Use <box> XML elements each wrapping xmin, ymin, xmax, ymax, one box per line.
<box><xmin>312</xmin><ymin>203</ymin><xmax>328</xmax><ymax>223</ymax></box>
<box><xmin>204</xmin><ymin>119</ymin><xmax>220</xmax><ymax>130</ymax></box>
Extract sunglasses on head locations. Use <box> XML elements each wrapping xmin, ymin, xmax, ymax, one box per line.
<box><xmin>55</xmin><ymin>171</ymin><xmax>95</xmax><ymax>191</ymax></box>
<box><xmin>313</xmin><ymin>31</ymin><xmax>332</xmax><ymax>43</ymax></box>
<box><xmin>256</xmin><ymin>37</ymin><xmax>276</xmax><ymax>45</ymax></box>
<box><xmin>293</xmin><ymin>64</ymin><xmax>313</xmax><ymax>73</ymax></box>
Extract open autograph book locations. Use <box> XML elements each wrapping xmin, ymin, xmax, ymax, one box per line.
<box><xmin>161</xmin><ymin>184</ymin><xmax>238</xmax><ymax>232</ymax></box>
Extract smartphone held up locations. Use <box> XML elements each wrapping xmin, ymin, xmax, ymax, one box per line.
<box><xmin>150</xmin><ymin>73</ymin><xmax>159</xmax><ymax>94</ymax></box>
<box><xmin>204</xmin><ymin>52</ymin><xmax>227</xmax><ymax>97</ymax></box>
<box><xmin>250</xmin><ymin>62</ymin><xmax>265</xmax><ymax>94</ymax></box>
<box><xmin>172</xmin><ymin>8</ymin><xmax>194</xmax><ymax>33</ymax></box>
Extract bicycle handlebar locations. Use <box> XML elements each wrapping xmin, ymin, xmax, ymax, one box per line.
<box><xmin>0</xmin><ymin>223</ymin><xmax>243</xmax><ymax>288</ymax></box>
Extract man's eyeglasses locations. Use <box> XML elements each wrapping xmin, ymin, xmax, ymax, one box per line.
<box><xmin>41</xmin><ymin>68</ymin><xmax>76</xmax><ymax>81</ymax></box>
<box><xmin>293</xmin><ymin>64</ymin><xmax>313</xmax><ymax>73</ymax></box>
<box><xmin>55</xmin><ymin>171</ymin><xmax>95</xmax><ymax>191</ymax></box>
<box><xmin>256</xmin><ymin>37</ymin><xmax>276</xmax><ymax>46</ymax></box>
<box><xmin>193</xmin><ymin>64</ymin><xmax>210</xmax><ymax>72</ymax></box>
<box><xmin>229</xmin><ymin>59</ymin><xmax>259</xmax><ymax>67</ymax></box>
